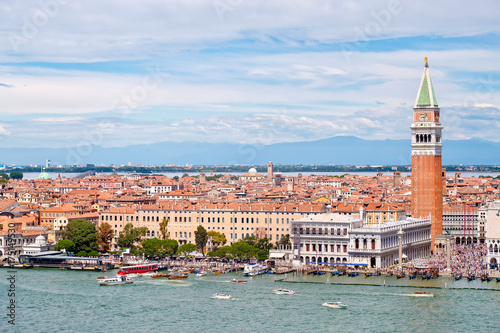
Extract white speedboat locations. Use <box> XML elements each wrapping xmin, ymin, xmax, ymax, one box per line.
<box><xmin>211</xmin><ymin>293</ymin><xmax>232</xmax><ymax>300</ymax></box>
<box><xmin>274</xmin><ymin>288</ymin><xmax>295</xmax><ymax>295</ymax></box>
<box><xmin>98</xmin><ymin>276</ymin><xmax>133</xmax><ymax>286</ymax></box>
<box><xmin>196</xmin><ymin>272</ymin><xmax>207</xmax><ymax>277</ymax></box>
<box><xmin>322</xmin><ymin>302</ymin><xmax>347</xmax><ymax>309</ymax></box>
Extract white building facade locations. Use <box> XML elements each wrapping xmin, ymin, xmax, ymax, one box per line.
<box><xmin>292</xmin><ymin>213</ymin><xmax>432</xmax><ymax>268</ymax></box>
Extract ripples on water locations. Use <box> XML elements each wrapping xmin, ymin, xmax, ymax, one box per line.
<box><xmin>1</xmin><ymin>269</ymin><xmax>499</xmax><ymax>333</ymax></box>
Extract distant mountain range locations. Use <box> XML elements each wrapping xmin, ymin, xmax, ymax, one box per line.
<box><xmin>1</xmin><ymin>136</ymin><xmax>499</xmax><ymax>166</ymax></box>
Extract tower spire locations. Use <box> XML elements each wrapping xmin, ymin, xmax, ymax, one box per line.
<box><xmin>415</xmin><ymin>57</ymin><xmax>438</xmax><ymax>108</ymax></box>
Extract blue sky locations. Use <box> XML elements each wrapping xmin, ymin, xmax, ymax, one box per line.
<box><xmin>0</xmin><ymin>0</ymin><xmax>499</xmax><ymax>150</ymax></box>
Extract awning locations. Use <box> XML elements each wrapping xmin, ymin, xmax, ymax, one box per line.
<box><xmin>269</xmin><ymin>252</ymin><xmax>286</xmax><ymax>259</ymax></box>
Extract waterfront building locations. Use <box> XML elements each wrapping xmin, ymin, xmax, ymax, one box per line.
<box><xmin>348</xmin><ymin>218</ymin><xmax>432</xmax><ymax>268</ymax></box>
<box><xmin>410</xmin><ymin>58</ymin><xmax>443</xmax><ymax>248</ymax></box>
<box><xmin>292</xmin><ymin>213</ymin><xmax>363</xmax><ymax>265</ymax></box>
<box><xmin>22</xmin><ymin>234</ymin><xmax>54</xmax><ymax>254</ymax></box>
<box><xmin>291</xmin><ymin>212</ymin><xmax>432</xmax><ymax>268</ymax></box>
<box><xmin>481</xmin><ymin>201</ymin><xmax>500</xmax><ymax>267</ymax></box>
<box><xmin>100</xmin><ymin>202</ymin><xmax>324</xmax><ymax>251</ymax></box>
<box><xmin>442</xmin><ymin>204</ymin><xmax>479</xmax><ymax>244</ymax></box>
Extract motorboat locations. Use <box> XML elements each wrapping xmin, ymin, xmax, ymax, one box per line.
<box><xmin>151</xmin><ymin>273</ymin><xmax>169</xmax><ymax>278</ymax></box>
<box><xmin>243</xmin><ymin>263</ymin><xmax>268</xmax><ymax>276</ymax></box>
<box><xmin>196</xmin><ymin>272</ymin><xmax>207</xmax><ymax>277</ymax></box>
<box><xmin>274</xmin><ymin>288</ymin><xmax>295</xmax><ymax>295</ymax></box>
<box><xmin>168</xmin><ymin>273</ymin><xmax>188</xmax><ymax>280</ymax></box>
<box><xmin>211</xmin><ymin>293</ymin><xmax>232</xmax><ymax>300</ymax></box>
<box><xmin>322</xmin><ymin>302</ymin><xmax>347</xmax><ymax>309</ymax></box>
<box><xmin>98</xmin><ymin>276</ymin><xmax>133</xmax><ymax>286</ymax></box>
<box><xmin>410</xmin><ymin>291</ymin><xmax>435</xmax><ymax>297</ymax></box>
<box><xmin>230</xmin><ymin>279</ymin><xmax>247</xmax><ymax>283</ymax></box>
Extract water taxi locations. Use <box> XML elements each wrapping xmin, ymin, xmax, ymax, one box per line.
<box><xmin>322</xmin><ymin>302</ymin><xmax>347</xmax><ymax>309</ymax></box>
<box><xmin>410</xmin><ymin>291</ymin><xmax>435</xmax><ymax>297</ymax></box>
<box><xmin>98</xmin><ymin>276</ymin><xmax>133</xmax><ymax>286</ymax></box>
<box><xmin>274</xmin><ymin>288</ymin><xmax>295</xmax><ymax>295</ymax></box>
<box><xmin>211</xmin><ymin>293</ymin><xmax>232</xmax><ymax>300</ymax></box>
<box><xmin>230</xmin><ymin>279</ymin><xmax>247</xmax><ymax>283</ymax></box>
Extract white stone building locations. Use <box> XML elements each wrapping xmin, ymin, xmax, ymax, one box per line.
<box><xmin>482</xmin><ymin>201</ymin><xmax>500</xmax><ymax>267</ymax></box>
<box><xmin>292</xmin><ymin>212</ymin><xmax>432</xmax><ymax>268</ymax></box>
<box><xmin>348</xmin><ymin>218</ymin><xmax>432</xmax><ymax>268</ymax></box>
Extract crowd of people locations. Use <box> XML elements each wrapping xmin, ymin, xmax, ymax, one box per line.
<box><xmin>418</xmin><ymin>243</ymin><xmax>491</xmax><ymax>278</ymax></box>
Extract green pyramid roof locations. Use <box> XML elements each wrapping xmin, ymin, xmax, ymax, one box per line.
<box><xmin>415</xmin><ymin>61</ymin><xmax>438</xmax><ymax>107</ymax></box>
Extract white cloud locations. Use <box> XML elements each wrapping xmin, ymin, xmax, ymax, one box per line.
<box><xmin>0</xmin><ymin>125</ymin><xmax>10</xmax><ymax>136</ymax></box>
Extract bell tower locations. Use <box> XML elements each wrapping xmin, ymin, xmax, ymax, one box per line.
<box><xmin>411</xmin><ymin>58</ymin><xmax>443</xmax><ymax>249</ymax></box>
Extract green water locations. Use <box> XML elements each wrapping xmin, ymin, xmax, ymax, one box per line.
<box><xmin>1</xmin><ymin>269</ymin><xmax>499</xmax><ymax>333</ymax></box>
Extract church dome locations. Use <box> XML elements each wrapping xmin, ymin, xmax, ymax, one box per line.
<box><xmin>35</xmin><ymin>235</ymin><xmax>47</xmax><ymax>246</ymax></box>
<box><xmin>248</xmin><ymin>167</ymin><xmax>257</xmax><ymax>175</ymax></box>
<box><xmin>38</xmin><ymin>168</ymin><xmax>51</xmax><ymax>180</ymax></box>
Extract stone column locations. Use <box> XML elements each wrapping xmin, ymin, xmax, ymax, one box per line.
<box><xmin>397</xmin><ymin>228</ymin><xmax>404</xmax><ymax>268</ymax></box>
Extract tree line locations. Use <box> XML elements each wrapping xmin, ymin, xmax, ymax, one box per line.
<box><xmin>54</xmin><ymin>218</ymin><xmax>291</xmax><ymax>260</ymax></box>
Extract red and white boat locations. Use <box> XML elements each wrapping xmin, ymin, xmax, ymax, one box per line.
<box><xmin>230</xmin><ymin>279</ymin><xmax>247</xmax><ymax>283</ymax></box>
<box><xmin>117</xmin><ymin>264</ymin><xmax>158</xmax><ymax>275</ymax></box>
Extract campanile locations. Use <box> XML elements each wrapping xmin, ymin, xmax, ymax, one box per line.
<box><xmin>411</xmin><ymin>58</ymin><xmax>443</xmax><ymax>249</ymax></box>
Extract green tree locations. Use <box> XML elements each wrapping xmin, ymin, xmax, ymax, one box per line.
<box><xmin>96</xmin><ymin>222</ymin><xmax>114</xmax><ymax>253</ymax></box>
<box><xmin>0</xmin><ymin>172</ymin><xmax>9</xmax><ymax>180</ymax></box>
<box><xmin>207</xmin><ymin>230</ymin><xmax>227</xmax><ymax>250</ymax></box>
<box><xmin>255</xmin><ymin>237</ymin><xmax>274</xmax><ymax>251</ymax></box>
<box><xmin>88</xmin><ymin>250</ymin><xmax>100</xmax><ymax>257</ymax></box>
<box><xmin>177</xmin><ymin>243</ymin><xmax>197</xmax><ymax>257</ymax></box>
<box><xmin>215</xmin><ymin>245</ymin><xmax>232</xmax><ymax>258</ymax></box>
<box><xmin>54</xmin><ymin>239</ymin><xmax>76</xmax><ymax>253</ymax></box>
<box><xmin>9</xmin><ymin>170</ymin><xmax>23</xmax><ymax>179</ymax></box>
<box><xmin>182</xmin><ymin>173</ymin><xmax>189</xmax><ymax>178</ymax></box>
<box><xmin>141</xmin><ymin>238</ymin><xmax>163</xmax><ymax>257</ymax></box>
<box><xmin>61</xmin><ymin>219</ymin><xmax>97</xmax><ymax>253</ymax></box>
<box><xmin>159</xmin><ymin>217</ymin><xmax>169</xmax><ymax>240</ymax></box>
<box><xmin>76</xmin><ymin>250</ymin><xmax>87</xmax><ymax>257</ymax></box>
<box><xmin>117</xmin><ymin>223</ymin><xmax>148</xmax><ymax>250</ymax></box>
<box><xmin>242</xmin><ymin>235</ymin><xmax>256</xmax><ymax>246</ymax></box>
<box><xmin>195</xmin><ymin>225</ymin><xmax>208</xmax><ymax>254</ymax></box>
<box><xmin>230</xmin><ymin>241</ymin><xmax>257</xmax><ymax>260</ymax></box>
<box><xmin>163</xmin><ymin>239</ymin><xmax>179</xmax><ymax>256</ymax></box>
<box><xmin>173</xmin><ymin>176</ymin><xmax>179</xmax><ymax>181</ymax></box>
<box><xmin>277</xmin><ymin>234</ymin><xmax>291</xmax><ymax>248</ymax></box>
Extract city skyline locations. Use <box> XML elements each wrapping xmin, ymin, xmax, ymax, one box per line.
<box><xmin>0</xmin><ymin>0</ymin><xmax>499</xmax><ymax>150</ymax></box>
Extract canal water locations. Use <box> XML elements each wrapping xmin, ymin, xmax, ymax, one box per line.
<box><xmin>1</xmin><ymin>269</ymin><xmax>499</xmax><ymax>333</ymax></box>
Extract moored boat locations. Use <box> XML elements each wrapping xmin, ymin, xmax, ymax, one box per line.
<box><xmin>322</xmin><ymin>302</ymin><xmax>347</xmax><ymax>309</ymax></box>
<box><xmin>211</xmin><ymin>293</ymin><xmax>232</xmax><ymax>300</ymax></box>
<box><xmin>243</xmin><ymin>262</ymin><xmax>268</xmax><ymax>276</ymax></box>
